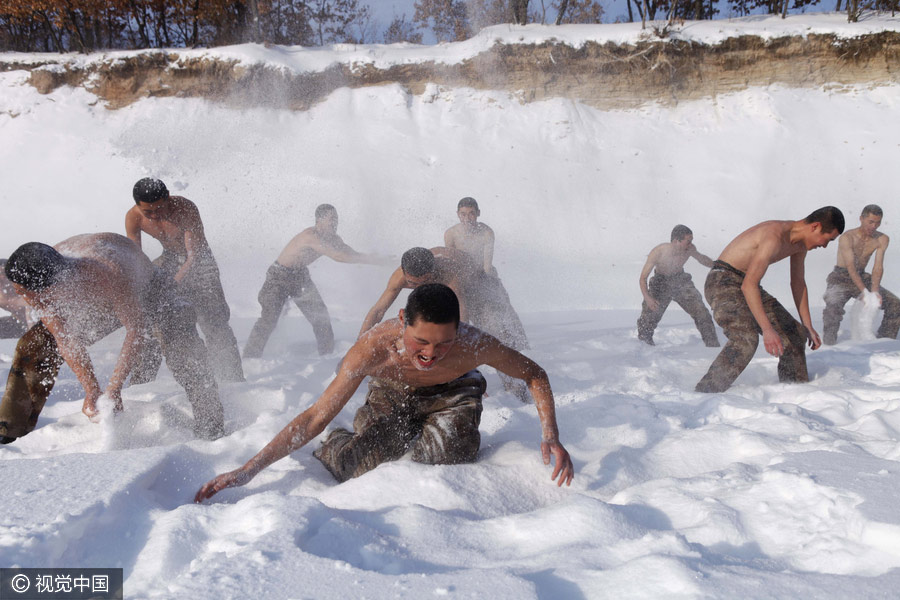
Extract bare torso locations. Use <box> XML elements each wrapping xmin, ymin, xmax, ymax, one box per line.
<box><xmin>355</xmin><ymin>320</ymin><xmax>488</xmax><ymax>388</ymax></box>
<box><xmin>836</xmin><ymin>227</ymin><xmax>884</xmax><ymax>272</ymax></box>
<box><xmin>653</xmin><ymin>243</ymin><xmax>694</xmax><ymax>276</ymax></box>
<box><xmin>444</xmin><ymin>223</ymin><xmax>495</xmax><ymax>274</ymax></box>
<box><xmin>125</xmin><ymin>196</ymin><xmax>210</xmax><ymax>257</ymax></box>
<box><xmin>275</xmin><ymin>227</ymin><xmax>351</xmax><ymax>269</ymax></box>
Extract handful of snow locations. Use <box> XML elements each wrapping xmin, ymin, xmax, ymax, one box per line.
<box><xmin>849</xmin><ymin>289</ymin><xmax>881</xmax><ymax>341</ymax></box>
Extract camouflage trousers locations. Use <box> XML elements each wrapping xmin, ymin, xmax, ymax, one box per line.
<box><xmin>636</xmin><ymin>271</ymin><xmax>720</xmax><ymax>347</ymax></box>
<box><xmin>150</xmin><ymin>250</ymin><xmax>244</xmax><ymax>382</ymax></box>
<box><xmin>695</xmin><ymin>262</ymin><xmax>808</xmax><ymax>393</ymax></box>
<box><xmin>468</xmin><ymin>273</ymin><xmax>531</xmax><ymax>401</ymax></box>
<box><xmin>822</xmin><ymin>266</ymin><xmax>900</xmax><ymax>345</ymax></box>
<box><xmin>313</xmin><ymin>371</ymin><xmax>486</xmax><ymax>482</ymax></box>
<box><xmin>243</xmin><ymin>262</ymin><xmax>333</xmax><ymax>357</ymax></box>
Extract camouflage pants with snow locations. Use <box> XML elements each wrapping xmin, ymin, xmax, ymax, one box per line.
<box><xmin>695</xmin><ymin>262</ymin><xmax>808</xmax><ymax>393</ymax></box>
<box><xmin>821</xmin><ymin>266</ymin><xmax>900</xmax><ymax>345</ymax></box>
<box><xmin>313</xmin><ymin>371</ymin><xmax>486</xmax><ymax>482</ymax></box>
<box><xmin>636</xmin><ymin>271</ymin><xmax>719</xmax><ymax>347</ymax></box>
<box><xmin>243</xmin><ymin>262</ymin><xmax>333</xmax><ymax>357</ymax></box>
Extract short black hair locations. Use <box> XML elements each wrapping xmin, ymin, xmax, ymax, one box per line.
<box><xmin>5</xmin><ymin>242</ymin><xmax>69</xmax><ymax>291</ymax></box>
<box><xmin>401</xmin><ymin>247</ymin><xmax>435</xmax><ymax>277</ymax></box>
<box><xmin>804</xmin><ymin>206</ymin><xmax>845</xmax><ymax>234</ymax></box>
<box><xmin>861</xmin><ymin>204</ymin><xmax>883</xmax><ymax>218</ymax></box>
<box><xmin>457</xmin><ymin>197</ymin><xmax>479</xmax><ymax>211</ymax></box>
<box><xmin>132</xmin><ymin>178</ymin><xmax>169</xmax><ymax>204</ymax></box>
<box><xmin>315</xmin><ymin>203</ymin><xmax>337</xmax><ymax>221</ymax></box>
<box><xmin>671</xmin><ymin>225</ymin><xmax>692</xmax><ymax>242</ymax></box>
<box><xmin>404</xmin><ymin>283</ymin><xmax>460</xmax><ymax>327</ymax></box>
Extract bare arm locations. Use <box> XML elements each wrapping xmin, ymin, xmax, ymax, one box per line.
<box><xmin>479</xmin><ymin>338</ymin><xmax>574</xmax><ymax>486</ymax></box>
<box><xmin>124</xmin><ymin>210</ymin><xmax>143</xmax><ymax>249</ymax></box>
<box><xmin>482</xmin><ymin>228</ymin><xmax>495</xmax><ymax>275</ymax></box>
<box><xmin>42</xmin><ymin>314</ymin><xmax>104</xmax><ymax>417</ymax></box>
<box><xmin>789</xmin><ymin>251</ymin><xmax>820</xmax><ymax>350</ymax></box>
<box><xmin>195</xmin><ymin>351</ymin><xmax>367</xmax><ymax>502</ymax></box>
<box><xmin>359</xmin><ymin>270</ymin><xmax>405</xmax><ymax>337</ymax></box>
<box><xmin>317</xmin><ymin>236</ymin><xmax>388</xmax><ymax>265</ymax></box>
<box><xmin>639</xmin><ymin>247</ymin><xmax>660</xmax><ymax>311</ymax></box>
<box><xmin>740</xmin><ymin>240</ymin><xmax>781</xmax><ymax>356</ymax></box>
<box><xmin>443</xmin><ymin>228</ymin><xmax>456</xmax><ymax>249</ymax></box>
<box><xmin>690</xmin><ymin>246</ymin><xmax>716</xmax><ymax>268</ymax></box>
<box><xmin>105</xmin><ymin>286</ymin><xmax>148</xmax><ymax>408</ymax></box>
<box><xmin>870</xmin><ymin>235</ymin><xmax>889</xmax><ymax>293</ymax></box>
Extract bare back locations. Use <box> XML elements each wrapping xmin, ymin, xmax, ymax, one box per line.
<box><xmin>718</xmin><ymin>220</ymin><xmax>804</xmax><ymax>273</ymax></box>
<box><xmin>125</xmin><ymin>196</ymin><xmax>209</xmax><ymax>257</ymax></box>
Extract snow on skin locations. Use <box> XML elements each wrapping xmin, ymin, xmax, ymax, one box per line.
<box><xmin>3</xmin><ymin>16</ymin><xmax>900</xmax><ymax>598</ymax></box>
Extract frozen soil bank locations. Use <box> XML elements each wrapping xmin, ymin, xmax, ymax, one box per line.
<box><xmin>3</xmin><ymin>30</ymin><xmax>900</xmax><ymax>110</ymax></box>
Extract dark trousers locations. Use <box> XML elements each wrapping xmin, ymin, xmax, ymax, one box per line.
<box><xmin>822</xmin><ymin>266</ymin><xmax>900</xmax><ymax>345</ymax></box>
<box><xmin>313</xmin><ymin>371</ymin><xmax>486</xmax><ymax>482</ymax></box>
<box><xmin>637</xmin><ymin>271</ymin><xmax>720</xmax><ymax>347</ymax></box>
<box><xmin>152</xmin><ymin>251</ymin><xmax>244</xmax><ymax>382</ymax></box>
<box><xmin>696</xmin><ymin>263</ymin><xmax>808</xmax><ymax>393</ymax></box>
<box><xmin>243</xmin><ymin>263</ymin><xmax>334</xmax><ymax>357</ymax></box>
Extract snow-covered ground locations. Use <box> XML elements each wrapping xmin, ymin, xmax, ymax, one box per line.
<box><xmin>3</xmin><ymin>14</ymin><xmax>900</xmax><ymax>599</ymax></box>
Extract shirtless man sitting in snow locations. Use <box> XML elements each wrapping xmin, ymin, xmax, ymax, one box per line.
<box><xmin>1</xmin><ymin>234</ymin><xmax>225</xmax><ymax>440</ymax></box>
<box><xmin>0</xmin><ymin>259</ymin><xmax>29</xmax><ymax>338</ymax></box>
<box><xmin>695</xmin><ymin>206</ymin><xmax>844</xmax><ymax>393</ymax></box>
<box><xmin>126</xmin><ymin>178</ymin><xmax>243</xmax><ymax>381</ymax></box>
<box><xmin>822</xmin><ymin>204</ymin><xmax>900</xmax><ymax>344</ymax></box>
<box><xmin>195</xmin><ymin>283</ymin><xmax>573</xmax><ymax>502</ymax></box>
<box><xmin>243</xmin><ymin>204</ymin><xmax>390</xmax><ymax>358</ymax></box>
<box><xmin>636</xmin><ymin>225</ymin><xmax>719</xmax><ymax>347</ymax></box>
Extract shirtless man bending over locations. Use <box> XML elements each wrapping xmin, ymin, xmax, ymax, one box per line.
<box><xmin>695</xmin><ymin>207</ymin><xmax>844</xmax><ymax>393</ymax></box>
<box><xmin>637</xmin><ymin>225</ymin><xmax>719</xmax><ymax>347</ymax></box>
<box><xmin>822</xmin><ymin>204</ymin><xmax>900</xmax><ymax>344</ymax></box>
<box><xmin>3</xmin><ymin>234</ymin><xmax>224</xmax><ymax>439</ymax></box>
<box><xmin>243</xmin><ymin>204</ymin><xmax>390</xmax><ymax>358</ymax></box>
<box><xmin>195</xmin><ymin>283</ymin><xmax>573</xmax><ymax>502</ymax></box>
<box><xmin>125</xmin><ymin>178</ymin><xmax>243</xmax><ymax>381</ymax></box>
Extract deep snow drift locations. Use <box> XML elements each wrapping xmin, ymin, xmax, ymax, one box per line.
<box><xmin>2</xmin><ymin>14</ymin><xmax>900</xmax><ymax>599</ymax></box>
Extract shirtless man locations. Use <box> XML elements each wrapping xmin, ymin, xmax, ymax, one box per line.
<box><xmin>2</xmin><ymin>234</ymin><xmax>224</xmax><ymax>440</ymax></box>
<box><xmin>444</xmin><ymin>197</ymin><xmax>529</xmax><ymax>350</ymax></box>
<box><xmin>243</xmin><ymin>204</ymin><xmax>390</xmax><ymax>358</ymax></box>
<box><xmin>822</xmin><ymin>205</ymin><xmax>900</xmax><ymax>344</ymax></box>
<box><xmin>444</xmin><ymin>197</ymin><xmax>496</xmax><ymax>275</ymax></box>
<box><xmin>0</xmin><ymin>259</ymin><xmax>29</xmax><ymax>338</ymax></box>
<box><xmin>695</xmin><ymin>207</ymin><xmax>844</xmax><ymax>393</ymax></box>
<box><xmin>125</xmin><ymin>178</ymin><xmax>243</xmax><ymax>382</ymax></box>
<box><xmin>195</xmin><ymin>283</ymin><xmax>573</xmax><ymax>502</ymax></box>
<box><xmin>637</xmin><ymin>225</ymin><xmax>719</xmax><ymax>347</ymax></box>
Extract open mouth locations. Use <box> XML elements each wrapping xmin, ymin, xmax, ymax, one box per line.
<box><xmin>415</xmin><ymin>353</ymin><xmax>436</xmax><ymax>370</ymax></box>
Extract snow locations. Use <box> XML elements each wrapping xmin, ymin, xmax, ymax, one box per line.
<box><xmin>3</xmin><ymin>14</ymin><xmax>900</xmax><ymax>598</ymax></box>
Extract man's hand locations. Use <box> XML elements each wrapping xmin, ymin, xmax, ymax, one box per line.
<box><xmin>761</xmin><ymin>328</ymin><xmax>783</xmax><ymax>357</ymax></box>
<box><xmin>82</xmin><ymin>389</ymin><xmax>102</xmax><ymax>420</ymax></box>
<box><xmin>805</xmin><ymin>326</ymin><xmax>822</xmax><ymax>350</ymax></box>
<box><xmin>646</xmin><ymin>297</ymin><xmax>660</xmax><ymax>312</ymax></box>
<box><xmin>194</xmin><ymin>467</ymin><xmax>255</xmax><ymax>503</ymax></box>
<box><xmin>541</xmin><ymin>440</ymin><xmax>574</xmax><ymax>487</ymax></box>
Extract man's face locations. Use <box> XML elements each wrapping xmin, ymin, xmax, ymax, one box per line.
<box><xmin>401</xmin><ymin>317</ymin><xmax>458</xmax><ymax>371</ymax></box>
<box><xmin>674</xmin><ymin>234</ymin><xmax>693</xmax><ymax>250</ymax></box>
<box><xmin>136</xmin><ymin>199</ymin><xmax>171</xmax><ymax>221</ymax></box>
<box><xmin>457</xmin><ymin>206</ymin><xmax>479</xmax><ymax>228</ymax></box>
<box><xmin>317</xmin><ymin>211</ymin><xmax>339</xmax><ymax>235</ymax></box>
<box><xmin>860</xmin><ymin>213</ymin><xmax>882</xmax><ymax>237</ymax></box>
<box><xmin>807</xmin><ymin>224</ymin><xmax>840</xmax><ymax>250</ymax></box>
